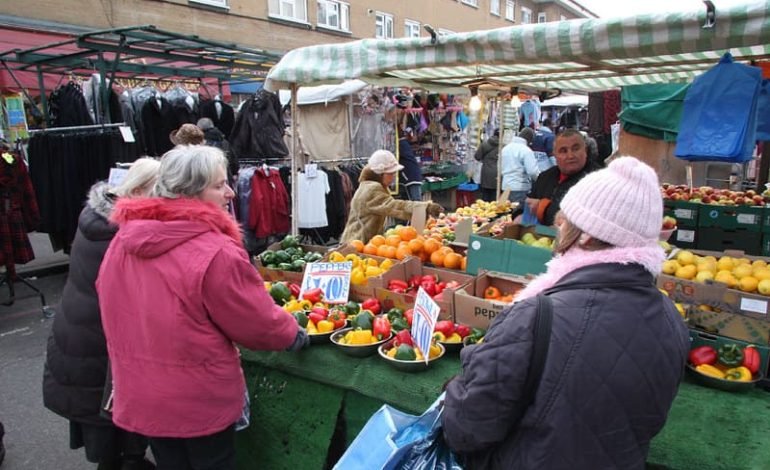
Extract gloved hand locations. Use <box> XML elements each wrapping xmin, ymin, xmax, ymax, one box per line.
<box><xmin>427</xmin><ymin>203</ymin><xmax>443</xmax><ymax>218</ymax></box>
<box><xmin>285</xmin><ymin>328</ymin><xmax>310</xmax><ymax>352</ymax></box>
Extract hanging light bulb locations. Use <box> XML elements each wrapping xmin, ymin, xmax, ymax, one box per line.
<box><xmin>510</xmin><ymin>86</ymin><xmax>521</xmax><ymax>108</ymax></box>
<box><xmin>469</xmin><ymin>86</ymin><xmax>482</xmax><ymax>112</ymax></box>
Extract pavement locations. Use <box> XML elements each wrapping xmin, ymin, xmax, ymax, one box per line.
<box><xmin>0</xmin><ymin>232</ymin><xmax>94</xmax><ymax>469</ymax></box>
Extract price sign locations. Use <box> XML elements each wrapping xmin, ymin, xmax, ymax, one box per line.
<box><xmin>108</xmin><ymin>168</ymin><xmax>129</xmax><ymax>187</ymax></box>
<box><xmin>411</xmin><ymin>287</ymin><xmax>441</xmax><ymax>364</ymax></box>
<box><xmin>299</xmin><ymin>261</ymin><xmax>352</xmax><ymax>304</ymax></box>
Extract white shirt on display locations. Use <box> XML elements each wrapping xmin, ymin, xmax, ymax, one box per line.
<box><xmin>298</xmin><ymin>169</ymin><xmax>331</xmax><ymax>229</ymax></box>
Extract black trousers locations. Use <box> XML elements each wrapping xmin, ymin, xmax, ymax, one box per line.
<box><xmin>148</xmin><ymin>425</ymin><xmax>235</xmax><ymax>470</ymax></box>
<box><xmin>481</xmin><ymin>188</ymin><xmax>498</xmax><ymax>202</ymax></box>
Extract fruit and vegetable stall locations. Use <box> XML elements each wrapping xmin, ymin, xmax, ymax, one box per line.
<box><xmin>235</xmin><ymin>193</ymin><xmax>770</xmax><ymax>469</ymax></box>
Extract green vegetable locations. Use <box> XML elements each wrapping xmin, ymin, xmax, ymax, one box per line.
<box><xmin>281</xmin><ymin>235</ymin><xmax>300</xmax><ymax>250</ymax></box>
<box><xmin>718</xmin><ymin>344</ymin><xmax>745</xmax><ymax>367</ymax></box>
<box><xmin>394</xmin><ymin>344</ymin><xmax>417</xmax><ymax>361</ymax></box>
<box><xmin>266</xmin><ymin>264</ymin><xmax>277</xmax><ymax>270</ymax></box>
<box><xmin>386</xmin><ymin>308</ymin><xmax>404</xmax><ymax>323</ymax></box>
<box><xmin>391</xmin><ymin>317</ymin><xmax>409</xmax><ymax>332</ymax></box>
<box><xmin>304</xmin><ymin>251</ymin><xmax>323</xmax><ymax>263</ymax></box>
<box><xmin>260</xmin><ymin>251</ymin><xmax>276</xmax><ymax>265</ymax></box>
<box><xmin>292</xmin><ymin>311</ymin><xmax>308</xmax><ymax>328</ymax></box>
<box><xmin>344</xmin><ymin>301</ymin><xmax>361</xmax><ymax>316</ymax></box>
<box><xmin>285</xmin><ymin>246</ymin><xmax>301</xmax><ymax>258</ymax></box>
<box><xmin>351</xmin><ymin>310</ymin><xmax>374</xmax><ymax>330</ymax></box>
<box><xmin>277</xmin><ymin>263</ymin><xmax>293</xmax><ymax>271</ymax></box>
<box><xmin>273</xmin><ymin>250</ymin><xmax>291</xmax><ymax>264</ymax></box>
<box><xmin>269</xmin><ymin>283</ymin><xmax>292</xmax><ymax>305</ymax></box>
<box><xmin>291</xmin><ymin>259</ymin><xmax>307</xmax><ymax>271</ymax></box>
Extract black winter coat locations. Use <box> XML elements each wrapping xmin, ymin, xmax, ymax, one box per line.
<box><xmin>528</xmin><ymin>159</ymin><xmax>601</xmax><ymax>225</ymax></box>
<box><xmin>200</xmin><ymin>99</ymin><xmax>235</xmax><ymax>138</ymax></box>
<box><xmin>230</xmin><ymin>90</ymin><xmax>288</xmax><ymax>161</ymax></box>
<box><xmin>474</xmin><ymin>135</ymin><xmax>500</xmax><ymax>190</ymax></box>
<box><xmin>43</xmin><ymin>183</ymin><xmax>117</xmax><ymax>425</ymax></box>
<box><xmin>140</xmin><ymin>97</ymin><xmax>178</xmax><ymax>157</ymax></box>
<box><xmin>443</xmin><ymin>263</ymin><xmax>689</xmax><ymax>470</ymax></box>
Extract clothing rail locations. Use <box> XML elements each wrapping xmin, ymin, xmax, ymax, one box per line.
<box><xmin>28</xmin><ymin>122</ymin><xmax>127</xmax><ymax>135</ymax></box>
<box><xmin>309</xmin><ymin>156</ymin><xmax>366</xmax><ymax>164</ymax></box>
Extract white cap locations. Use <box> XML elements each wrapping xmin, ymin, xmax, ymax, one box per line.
<box><xmin>367</xmin><ymin>150</ymin><xmax>404</xmax><ymax>174</ymax></box>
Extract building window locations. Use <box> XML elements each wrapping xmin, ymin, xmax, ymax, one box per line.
<box><xmin>521</xmin><ymin>7</ymin><xmax>532</xmax><ymax>24</ymax></box>
<box><xmin>404</xmin><ymin>19</ymin><xmax>421</xmax><ymax>38</ymax></box>
<box><xmin>505</xmin><ymin>0</ymin><xmax>515</xmax><ymax>21</ymax></box>
<box><xmin>461</xmin><ymin>0</ymin><xmax>479</xmax><ymax>7</ymax></box>
<box><xmin>375</xmin><ymin>12</ymin><xmax>394</xmax><ymax>39</ymax></box>
<box><xmin>317</xmin><ymin>0</ymin><xmax>349</xmax><ymax>31</ymax></box>
<box><xmin>438</xmin><ymin>28</ymin><xmax>455</xmax><ymax>35</ymax></box>
<box><xmin>268</xmin><ymin>0</ymin><xmax>307</xmax><ymax>22</ymax></box>
<box><xmin>190</xmin><ymin>0</ymin><xmax>228</xmax><ymax>8</ymax></box>
<box><xmin>490</xmin><ymin>0</ymin><xmax>500</xmax><ymax>16</ymax></box>
<box><xmin>538</xmin><ymin>12</ymin><xmax>547</xmax><ymax>23</ymax></box>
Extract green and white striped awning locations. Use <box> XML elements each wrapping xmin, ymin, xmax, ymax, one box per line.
<box><xmin>265</xmin><ymin>1</ymin><xmax>770</xmax><ymax>93</ymax></box>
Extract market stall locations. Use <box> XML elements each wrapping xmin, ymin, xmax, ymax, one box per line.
<box><xmin>240</xmin><ymin>3</ymin><xmax>770</xmax><ymax>468</ymax></box>
<box><xmin>236</xmin><ymin>346</ymin><xmax>770</xmax><ymax>470</ymax></box>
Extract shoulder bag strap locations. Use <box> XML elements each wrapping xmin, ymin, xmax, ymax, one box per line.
<box><xmin>519</xmin><ymin>294</ymin><xmax>553</xmax><ymax>411</ymax></box>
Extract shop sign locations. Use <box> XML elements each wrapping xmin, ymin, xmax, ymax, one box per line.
<box><xmin>412</xmin><ymin>287</ymin><xmax>440</xmax><ymax>364</ymax></box>
<box><xmin>300</xmin><ymin>261</ymin><xmax>352</xmax><ymax>304</ymax></box>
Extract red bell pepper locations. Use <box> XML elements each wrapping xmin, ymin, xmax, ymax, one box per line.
<box><xmin>328</xmin><ymin>309</ymin><xmax>347</xmax><ymax>329</ymax></box>
<box><xmin>688</xmin><ymin>345</ymin><xmax>718</xmax><ymax>366</ymax></box>
<box><xmin>408</xmin><ymin>275</ymin><xmax>423</xmax><ymax>289</ymax></box>
<box><xmin>434</xmin><ymin>320</ymin><xmax>455</xmax><ymax>338</ymax></box>
<box><xmin>455</xmin><ymin>324</ymin><xmax>471</xmax><ymax>339</ymax></box>
<box><xmin>404</xmin><ymin>309</ymin><xmax>414</xmax><ymax>327</ymax></box>
<box><xmin>302</xmin><ymin>288</ymin><xmax>324</xmax><ymax>304</ymax></box>
<box><xmin>420</xmin><ymin>280</ymin><xmax>437</xmax><ymax>296</ymax></box>
<box><xmin>388</xmin><ymin>279</ymin><xmax>409</xmax><ymax>292</ymax></box>
<box><xmin>311</xmin><ymin>306</ymin><xmax>328</xmax><ymax>319</ymax></box>
<box><xmin>288</xmin><ymin>283</ymin><xmax>301</xmax><ymax>299</ymax></box>
<box><xmin>435</xmin><ymin>282</ymin><xmax>446</xmax><ymax>295</ymax></box>
<box><xmin>394</xmin><ymin>330</ymin><xmax>414</xmax><ymax>347</ymax></box>
<box><xmin>372</xmin><ymin>316</ymin><xmax>392</xmax><ymax>341</ymax></box>
<box><xmin>361</xmin><ymin>298</ymin><xmax>381</xmax><ymax>316</ymax></box>
<box><xmin>308</xmin><ymin>312</ymin><xmax>326</xmax><ymax>326</ymax></box>
<box><xmin>743</xmin><ymin>345</ymin><xmax>761</xmax><ymax>374</ymax></box>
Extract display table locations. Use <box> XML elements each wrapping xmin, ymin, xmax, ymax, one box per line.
<box><xmin>237</xmin><ymin>345</ymin><xmax>770</xmax><ymax>470</ymax></box>
<box><xmin>422</xmin><ymin>173</ymin><xmax>467</xmax><ymax>212</ymax></box>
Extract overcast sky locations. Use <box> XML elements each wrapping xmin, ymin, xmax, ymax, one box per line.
<box><xmin>579</xmin><ymin>0</ymin><xmax>752</xmax><ymax>18</ymax></box>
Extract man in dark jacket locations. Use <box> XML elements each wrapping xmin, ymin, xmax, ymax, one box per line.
<box><xmin>443</xmin><ymin>157</ymin><xmax>690</xmax><ymax>470</ymax></box>
<box><xmin>398</xmin><ymin>127</ymin><xmax>423</xmax><ymax>201</ymax></box>
<box><xmin>474</xmin><ymin>129</ymin><xmax>501</xmax><ymax>202</ymax></box>
<box><xmin>525</xmin><ymin>128</ymin><xmax>601</xmax><ymax>225</ymax></box>
<box><xmin>198</xmin><ymin>117</ymin><xmax>237</xmax><ymax>178</ymax></box>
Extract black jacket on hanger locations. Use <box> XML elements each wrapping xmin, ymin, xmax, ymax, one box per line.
<box><xmin>230</xmin><ymin>90</ymin><xmax>288</xmax><ymax>161</ymax></box>
<box><xmin>200</xmin><ymin>99</ymin><xmax>235</xmax><ymax>138</ymax></box>
<box><xmin>172</xmin><ymin>100</ymin><xmax>200</xmax><ymax>126</ymax></box>
<box><xmin>141</xmin><ymin>97</ymin><xmax>178</xmax><ymax>157</ymax></box>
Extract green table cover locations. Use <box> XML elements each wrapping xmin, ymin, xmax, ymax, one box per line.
<box><xmin>238</xmin><ymin>344</ymin><xmax>770</xmax><ymax>470</ymax></box>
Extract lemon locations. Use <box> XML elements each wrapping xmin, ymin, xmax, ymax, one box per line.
<box><xmin>716</xmin><ymin>256</ymin><xmax>735</xmax><ymax>272</ymax></box>
<box><xmin>758</xmin><ymin>279</ymin><xmax>770</xmax><ymax>295</ymax></box>
<box><xmin>732</xmin><ymin>264</ymin><xmax>754</xmax><ymax>279</ymax></box>
<box><xmin>662</xmin><ymin>260</ymin><xmax>681</xmax><ymax>275</ymax></box>
<box><xmin>675</xmin><ymin>264</ymin><xmax>696</xmax><ymax>280</ymax></box>
<box><xmin>753</xmin><ymin>267</ymin><xmax>770</xmax><ymax>281</ymax></box>
<box><xmin>738</xmin><ymin>276</ymin><xmax>759</xmax><ymax>293</ymax></box>
<box><xmin>714</xmin><ymin>270</ymin><xmax>737</xmax><ymax>288</ymax></box>
<box><xmin>675</xmin><ymin>250</ymin><xmax>696</xmax><ymax>266</ymax></box>
<box><xmin>695</xmin><ymin>271</ymin><xmax>714</xmax><ymax>283</ymax></box>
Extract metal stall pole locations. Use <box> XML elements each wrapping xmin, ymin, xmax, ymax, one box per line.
<box><xmin>495</xmin><ymin>99</ymin><xmax>505</xmax><ymax>200</ymax></box>
<box><xmin>36</xmin><ymin>65</ymin><xmax>50</xmax><ymax>127</ymax></box>
<box><xmin>290</xmin><ymin>83</ymin><xmax>299</xmax><ymax>236</ymax></box>
<box><xmin>348</xmin><ymin>95</ymin><xmax>355</xmax><ymax>160</ymax></box>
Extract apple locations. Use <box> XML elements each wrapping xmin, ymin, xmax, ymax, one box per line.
<box><xmin>753</xmin><ymin>195</ymin><xmax>764</xmax><ymax>205</ymax></box>
<box><xmin>662</xmin><ymin>216</ymin><xmax>677</xmax><ymax>230</ymax></box>
<box><xmin>699</xmin><ymin>186</ymin><xmax>714</xmax><ymax>195</ymax></box>
<box><xmin>734</xmin><ymin>196</ymin><xmax>746</xmax><ymax>205</ymax></box>
<box><xmin>746</xmin><ymin>189</ymin><xmax>757</xmax><ymax>197</ymax></box>
<box><xmin>702</xmin><ymin>195</ymin><xmax>712</xmax><ymax>204</ymax></box>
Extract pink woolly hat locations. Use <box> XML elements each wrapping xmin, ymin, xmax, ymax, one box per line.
<box><xmin>560</xmin><ymin>157</ymin><xmax>662</xmax><ymax>248</ymax></box>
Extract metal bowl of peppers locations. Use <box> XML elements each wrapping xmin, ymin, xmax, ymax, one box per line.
<box><xmin>687</xmin><ymin>343</ymin><xmax>764</xmax><ymax>392</ymax></box>
<box><xmin>378</xmin><ymin>336</ymin><xmax>445</xmax><ymax>373</ymax></box>
<box><xmin>330</xmin><ymin>327</ymin><xmax>393</xmax><ymax>357</ymax></box>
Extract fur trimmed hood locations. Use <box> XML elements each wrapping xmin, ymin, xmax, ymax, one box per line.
<box><xmin>515</xmin><ymin>244</ymin><xmax>665</xmax><ymax>302</ymax></box>
<box><xmin>359</xmin><ymin>167</ymin><xmax>384</xmax><ymax>184</ymax></box>
<box><xmin>87</xmin><ymin>181</ymin><xmax>117</xmax><ymax>220</ymax></box>
<box><xmin>110</xmin><ymin>197</ymin><xmax>242</xmax><ymax>258</ymax></box>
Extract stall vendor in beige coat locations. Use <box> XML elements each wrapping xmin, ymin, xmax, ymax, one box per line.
<box><xmin>340</xmin><ymin>150</ymin><xmax>442</xmax><ymax>244</ymax></box>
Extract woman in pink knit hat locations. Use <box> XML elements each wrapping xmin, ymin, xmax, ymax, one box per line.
<box><xmin>443</xmin><ymin>157</ymin><xmax>689</xmax><ymax>470</ymax></box>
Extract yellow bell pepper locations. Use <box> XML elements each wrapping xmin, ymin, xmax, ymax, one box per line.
<box><xmin>283</xmin><ymin>300</ymin><xmax>302</xmax><ymax>312</ymax></box>
<box><xmin>433</xmin><ymin>332</ymin><xmax>446</xmax><ymax>342</ymax></box>
<box><xmin>329</xmin><ymin>251</ymin><xmax>346</xmax><ymax>262</ymax></box>
<box><xmin>695</xmin><ymin>364</ymin><xmax>725</xmax><ymax>379</ymax></box>
<box><xmin>429</xmin><ymin>344</ymin><xmax>442</xmax><ymax>359</ymax></box>
<box><xmin>724</xmin><ymin>366</ymin><xmax>753</xmax><ymax>382</ymax></box>
<box><xmin>387</xmin><ymin>347</ymin><xmax>397</xmax><ymax>358</ymax></box>
<box><xmin>350</xmin><ymin>268</ymin><xmax>367</xmax><ymax>286</ymax></box>
<box><xmin>446</xmin><ymin>332</ymin><xmax>462</xmax><ymax>343</ymax></box>
<box><xmin>298</xmin><ymin>299</ymin><xmax>313</xmax><ymax>311</ymax></box>
<box><xmin>306</xmin><ymin>319</ymin><xmax>318</xmax><ymax>334</ymax></box>
<box><xmin>348</xmin><ymin>329</ymin><xmax>373</xmax><ymax>345</ymax></box>
<box><xmin>365</xmin><ymin>266</ymin><xmax>383</xmax><ymax>278</ymax></box>
<box><xmin>345</xmin><ymin>254</ymin><xmax>361</xmax><ymax>267</ymax></box>
<box><xmin>317</xmin><ymin>320</ymin><xmax>335</xmax><ymax>333</ymax></box>
<box><xmin>415</xmin><ymin>348</ymin><xmax>424</xmax><ymax>361</ymax></box>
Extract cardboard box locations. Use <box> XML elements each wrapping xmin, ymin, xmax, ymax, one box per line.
<box><xmin>466</xmin><ymin>224</ymin><xmax>555</xmax><ymax>276</ymax></box>
<box><xmin>688</xmin><ymin>307</ymin><xmax>770</xmax><ymax>344</ymax></box>
<box><xmin>697</xmin><ymin>204</ymin><xmax>764</xmax><ymax>232</ymax></box>
<box><xmin>453</xmin><ymin>271</ymin><xmax>529</xmax><ymax>329</ymax></box>
<box><xmin>374</xmin><ymin>266</ymin><xmax>475</xmax><ymax>321</ymax></box>
<box><xmin>657</xmin><ymin>248</ymin><xmax>770</xmax><ymax>320</ymax></box>
<box><xmin>348</xmin><ymin>256</ymin><xmax>421</xmax><ymax>302</ymax></box>
<box><xmin>254</xmin><ymin>243</ymin><xmax>330</xmax><ymax>284</ymax></box>
<box><xmin>688</xmin><ymin>329</ymin><xmax>770</xmax><ymax>378</ymax></box>
<box><xmin>697</xmin><ymin>227</ymin><xmax>762</xmax><ymax>255</ymax></box>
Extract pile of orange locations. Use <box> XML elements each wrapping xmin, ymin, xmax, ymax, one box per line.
<box><xmin>349</xmin><ymin>226</ymin><xmax>467</xmax><ymax>271</ymax></box>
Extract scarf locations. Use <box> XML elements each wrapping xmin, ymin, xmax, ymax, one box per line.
<box><xmin>515</xmin><ymin>244</ymin><xmax>665</xmax><ymax>302</ymax></box>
